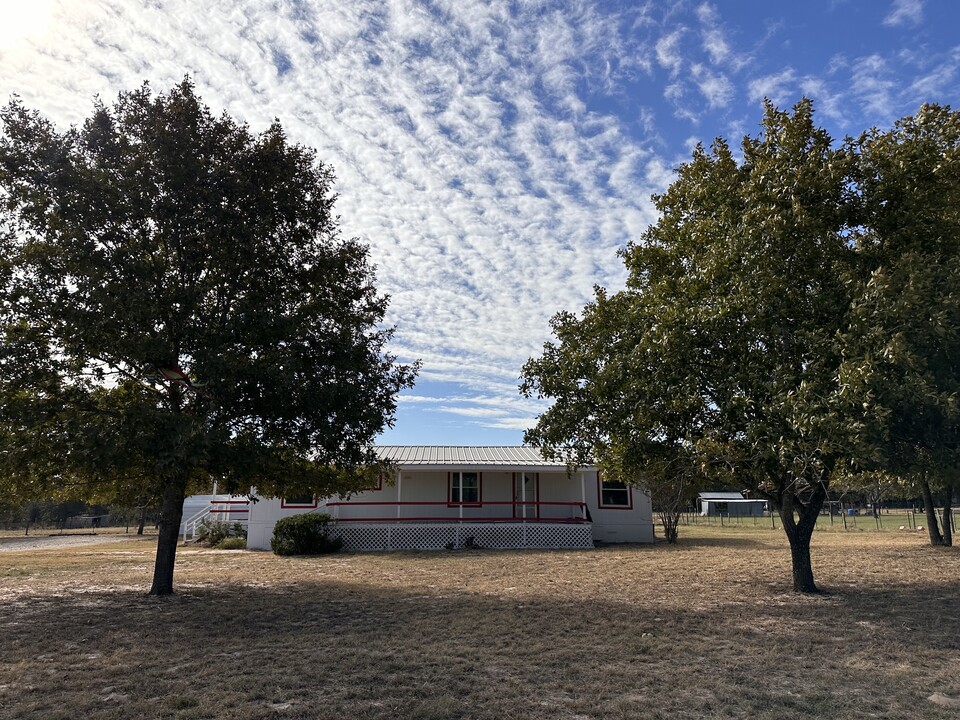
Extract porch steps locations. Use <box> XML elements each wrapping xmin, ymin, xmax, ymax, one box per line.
<box><xmin>181</xmin><ymin>497</ymin><xmax>250</xmax><ymax>542</ymax></box>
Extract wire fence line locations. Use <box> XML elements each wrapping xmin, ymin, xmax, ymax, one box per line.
<box><xmin>676</xmin><ymin>508</ymin><xmax>956</xmax><ymax>533</ymax></box>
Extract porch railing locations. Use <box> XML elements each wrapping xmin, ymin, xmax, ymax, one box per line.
<box><xmin>323</xmin><ymin>500</ymin><xmax>589</xmax><ymax>523</ymax></box>
<box><xmin>181</xmin><ymin>498</ymin><xmax>250</xmax><ymax>542</ymax></box>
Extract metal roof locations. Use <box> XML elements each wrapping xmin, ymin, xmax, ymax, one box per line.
<box><xmin>698</xmin><ymin>492</ymin><xmax>748</xmax><ymax>500</ymax></box>
<box><xmin>374</xmin><ymin>446</ymin><xmax>587</xmax><ymax>470</ymax></box>
<box><xmin>701</xmin><ymin>498</ymin><xmax>766</xmax><ymax>504</ymax></box>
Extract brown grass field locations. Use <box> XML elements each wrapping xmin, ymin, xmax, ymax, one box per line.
<box><xmin>1</xmin><ymin>525</ymin><xmax>958</xmax><ymax>720</ymax></box>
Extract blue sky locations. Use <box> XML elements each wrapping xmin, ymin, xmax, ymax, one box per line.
<box><xmin>1</xmin><ymin>0</ymin><xmax>958</xmax><ymax>445</ymax></box>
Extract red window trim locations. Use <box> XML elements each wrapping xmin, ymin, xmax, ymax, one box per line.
<box><xmin>597</xmin><ymin>473</ymin><xmax>633</xmax><ymax>510</ymax></box>
<box><xmin>281</xmin><ymin>496</ymin><xmax>319</xmax><ymax>509</ymax></box>
<box><xmin>512</xmin><ymin>472</ymin><xmax>540</xmax><ymax>518</ymax></box>
<box><xmin>448</xmin><ymin>471</ymin><xmax>482</xmax><ymax>507</ymax></box>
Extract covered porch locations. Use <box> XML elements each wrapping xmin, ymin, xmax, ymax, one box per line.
<box><xmin>323</xmin><ymin>446</ymin><xmax>595</xmax><ymax>550</ymax></box>
<box><xmin>244</xmin><ymin>446</ymin><xmax>657</xmax><ymax>551</ymax></box>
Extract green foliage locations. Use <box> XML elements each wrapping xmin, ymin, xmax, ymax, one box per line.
<box><xmin>841</xmin><ymin>104</ymin><xmax>960</xmax><ymax>543</ymax></box>
<box><xmin>215</xmin><ymin>536</ymin><xmax>247</xmax><ymax>550</ymax></box>
<box><xmin>523</xmin><ymin>99</ymin><xmax>960</xmax><ymax>574</ymax></box>
<box><xmin>0</xmin><ymin>79</ymin><xmax>416</xmax><ymax>593</ymax></box>
<box><xmin>196</xmin><ymin>519</ymin><xmax>246</xmax><ymax>547</ymax></box>
<box><xmin>0</xmin><ymin>498</ymin><xmax>108</xmax><ymax>531</ymax></box>
<box><xmin>524</xmin><ymin>99</ymin><xmax>960</xmax><ymax>589</ymax></box>
<box><xmin>270</xmin><ymin>513</ymin><xmax>343</xmax><ymax>556</ymax></box>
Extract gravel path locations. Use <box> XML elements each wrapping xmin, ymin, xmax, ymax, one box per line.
<box><xmin>0</xmin><ymin>533</ymin><xmax>146</xmax><ymax>553</ymax></box>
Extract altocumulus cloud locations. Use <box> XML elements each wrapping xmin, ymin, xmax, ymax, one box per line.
<box><xmin>0</xmin><ymin>0</ymin><xmax>664</xmax><ymax>438</ymax></box>
<box><xmin>3</xmin><ymin>0</ymin><xmax>959</xmax><ymax>441</ymax></box>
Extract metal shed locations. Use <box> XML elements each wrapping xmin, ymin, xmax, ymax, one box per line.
<box><xmin>697</xmin><ymin>492</ymin><xmax>768</xmax><ymax>517</ymax></box>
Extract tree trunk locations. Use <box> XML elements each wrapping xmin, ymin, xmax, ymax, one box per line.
<box><xmin>780</xmin><ymin>512</ymin><xmax>818</xmax><ymax>592</ymax></box>
<box><xmin>920</xmin><ymin>477</ymin><xmax>944</xmax><ymax>546</ymax></box>
<box><xmin>941</xmin><ymin>492</ymin><xmax>953</xmax><ymax>548</ymax></box>
<box><xmin>777</xmin><ymin>483</ymin><xmax>826</xmax><ymax>594</ymax></box>
<box><xmin>787</xmin><ymin>530</ymin><xmax>816</xmax><ymax>592</ymax></box>
<box><xmin>137</xmin><ymin>505</ymin><xmax>147</xmax><ymax>535</ymax></box>
<box><xmin>659</xmin><ymin>511</ymin><xmax>680</xmax><ymax>543</ymax></box>
<box><xmin>149</xmin><ymin>481</ymin><xmax>187</xmax><ymax>596</ymax></box>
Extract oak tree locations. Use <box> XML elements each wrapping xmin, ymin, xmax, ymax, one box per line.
<box><xmin>523</xmin><ymin>100</ymin><xmax>856</xmax><ymax>591</ymax></box>
<box><xmin>0</xmin><ymin>80</ymin><xmax>417</xmax><ymax>594</ymax></box>
<box><xmin>843</xmin><ymin>104</ymin><xmax>960</xmax><ymax>545</ymax></box>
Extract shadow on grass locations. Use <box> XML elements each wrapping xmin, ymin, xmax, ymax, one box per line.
<box><xmin>2</xmin><ymin>569</ymin><xmax>959</xmax><ymax>720</ymax></box>
<box><xmin>659</xmin><ymin>533</ymin><xmax>775</xmax><ymax>550</ymax></box>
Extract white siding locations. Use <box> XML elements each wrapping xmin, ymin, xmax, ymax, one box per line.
<box><xmin>245</xmin><ymin>449</ymin><xmax>654</xmax><ymax>549</ymax></box>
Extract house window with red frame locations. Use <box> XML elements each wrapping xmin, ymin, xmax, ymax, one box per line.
<box><xmin>449</xmin><ymin>471</ymin><xmax>480</xmax><ymax>504</ymax></box>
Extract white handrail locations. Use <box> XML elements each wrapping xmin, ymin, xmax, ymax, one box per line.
<box><xmin>181</xmin><ymin>506</ymin><xmax>211</xmax><ymax>542</ymax></box>
<box><xmin>182</xmin><ymin>497</ymin><xmax>251</xmax><ymax>542</ymax></box>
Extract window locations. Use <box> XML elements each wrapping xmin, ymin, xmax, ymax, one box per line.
<box><xmin>281</xmin><ymin>495</ymin><xmax>318</xmax><ymax>509</ymax></box>
<box><xmin>598</xmin><ymin>477</ymin><xmax>632</xmax><ymax>509</ymax></box>
<box><xmin>449</xmin><ymin>471</ymin><xmax>481</xmax><ymax>505</ymax></box>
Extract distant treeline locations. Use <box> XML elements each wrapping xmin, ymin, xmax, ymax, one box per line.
<box><xmin>0</xmin><ymin>499</ymin><xmax>160</xmax><ymax>533</ymax></box>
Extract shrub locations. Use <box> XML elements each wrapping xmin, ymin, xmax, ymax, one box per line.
<box><xmin>270</xmin><ymin>513</ymin><xmax>343</xmax><ymax>556</ymax></box>
<box><xmin>196</xmin><ymin>519</ymin><xmax>247</xmax><ymax>547</ymax></box>
<box><xmin>215</xmin><ymin>536</ymin><xmax>247</xmax><ymax>550</ymax></box>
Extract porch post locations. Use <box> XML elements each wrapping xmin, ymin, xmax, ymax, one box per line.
<box><xmin>521</xmin><ymin>472</ymin><xmax>527</xmax><ymax>520</ymax></box>
<box><xmin>521</xmin><ymin>471</ymin><xmax>528</xmax><ymax>547</ymax></box>
<box><xmin>396</xmin><ymin>469</ymin><xmax>402</xmax><ymax>519</ymax></box>
<box><xmin>580</xmin><ymin>472</ymin><xmax>587</xmax><ymax>521</ymax></box>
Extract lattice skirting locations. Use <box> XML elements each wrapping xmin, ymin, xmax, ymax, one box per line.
<box><xmin>333</xmin><ymin>523</ymin><xmax>594</xmax><ymax>551</ymax></box>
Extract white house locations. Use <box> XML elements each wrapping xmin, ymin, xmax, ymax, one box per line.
<box><xmin>245</xmin><ymin>446</ymin><xmax>654</xmax><ymax>551</ymax></box>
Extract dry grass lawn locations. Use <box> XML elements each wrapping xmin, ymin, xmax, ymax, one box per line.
<box><xmin>1</xmin><ymin>525</ymin><xmax>958</xmax><ymax>720</ymax></box>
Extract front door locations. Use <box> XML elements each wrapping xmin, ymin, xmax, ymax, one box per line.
<box><xmin>513</xmin><ymin>472</ymin><xmax>539</xmax><ymax>519</ymax></box>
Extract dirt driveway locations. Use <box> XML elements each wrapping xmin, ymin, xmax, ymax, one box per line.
<box><xmin>0</xmin><ymin>533</ymin><xmax>146</xmax><ymax>553</ymax></box>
